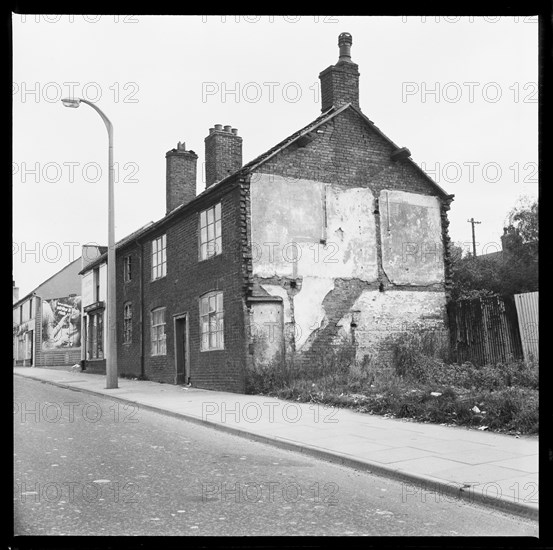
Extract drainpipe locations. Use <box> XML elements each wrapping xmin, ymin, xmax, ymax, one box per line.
<box><xmin>136</xmin><ymin>238</ymin><xmax>145</xmax><ymax>379</ymax></box>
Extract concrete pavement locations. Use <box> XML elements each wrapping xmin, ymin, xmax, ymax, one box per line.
<box><xmin>13</xmin><ymin>366</ymin><xmax>538</xmax><ymax>520</ymax></box>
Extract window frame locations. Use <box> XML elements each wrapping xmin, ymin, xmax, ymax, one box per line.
<box><xmin>123</xmin><ymin>302</ymin><xmax>132</xmax><ymax>344</ymax></box>
<box><xmin>123</xmin><ymin>255</ymin><xmax>132</xmax><ymax>283</ymax></box>
<box><xmin>199</xmin><ymin>203</ymin><xmax>222</xmax><ymax>261</ymax></box>
<box><xmin>199</xmin><ymin>291</ymin><xmax>224</xmax><ymax>351</ymax></box>
<box><xmin>87</xmin><ymin>312</ymin><xmax>104</xmax><ymax>360</ymax></box>
<box><xmin>151</xmin><ymin>235</ymin><xmax>167</xmax><ymax>281</ymax></box>
<box><xmin>151</xmin><ymin>307</ymin><xmax>167</xmax><ymax>356</ymax></box>
<box><xmin>93</xmin><ymin>267</ymin><xmax>100</xmax><ymax>302</ymax></box>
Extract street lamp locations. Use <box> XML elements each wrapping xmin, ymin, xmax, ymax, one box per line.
<box><xmin>62</xmin><ymin>97</ymin><xmax>118</xmax><ymax>389</ymax></box>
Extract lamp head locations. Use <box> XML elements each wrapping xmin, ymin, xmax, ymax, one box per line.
<box><xmin>61</xmin><ymin>98</ymin><xmax>81</xmax><ymax>108</ymax></box>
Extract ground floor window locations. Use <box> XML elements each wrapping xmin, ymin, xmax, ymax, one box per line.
<box><xmin>200</xmin><ymin>291</ymin><xmax>224</xmax><ymax>351</ymax></box>
<box><xmin>123</xmin><ymin>302</ymin><xmax>132</xmax><ymax>344</ymax></box>
<box><xmin>87</xmin><ymin>312</ymin><xmax>104</xmax><ymax>360</ymax></box>
<box><xmin>151</xmin><ymin>307</ymin><xmax>166</xmax><ymax>355</ymax></box>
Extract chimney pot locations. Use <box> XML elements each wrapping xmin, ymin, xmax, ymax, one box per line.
<box><xmin>338</xmin><ymin>32</ymin><xmax>353</xmax><ymax>62</ymax></box>
<box><xmin>231</xmin><ymin>128</ymin><xmax>238</xmax><ymax>135</ymax></box>
<box><xmin>214</xmin><ymin>124</ymin><xmax>223</xmax><ymax>131</ymax></box>
<box><xmin>224</xmin><ymin>125</ymin><xmax>232</xmax><ymax>132</ymax></box>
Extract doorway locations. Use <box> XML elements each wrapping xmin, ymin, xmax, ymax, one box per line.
<box><xmin>173</xmin><ymin>314</ymin><xmax>190</xmax><ymax>385</ymax></box>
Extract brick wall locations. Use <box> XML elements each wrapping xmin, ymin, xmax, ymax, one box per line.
<box><xmin>114</xmin><ymin>181</ymin><xmax>248</xmax><ymax>392</ymax></box>
<box><xmin>166</xmin><ymin>146</ymin><xmax>198</xmax><ymax>213</ymax></box>
<box><xmin>204</xmin><ymin>127</ymin><xmax>242</xmax><ymax>187</ymax></box>
<box><xmin>117</xmin><ymin>247</ymin><xmax>143</xmax><ymax>379</ymax></box>
<box><xmin>256</xmin><ymin>109</ymin><xmax>440</xmax><ymax>197</ymax></box>
<box><xmin>319</xmin><ymin>62</ymin><xmax>360</xmax><ymax>111</ymax></box>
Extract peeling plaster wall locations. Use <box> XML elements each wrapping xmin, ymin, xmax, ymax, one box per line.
<box><xmin>260</xmin><ymin>284</ymin><xmax>295</xmax><ymax>355</ymax></box>
<box><xmin>292</xmin><ymin>276</ymin><xmax>335</xmax><ymax>350</ymax></box>
<box><xmin>251</xmin><ymin>173</ymin><xmax>378</xmax><ymax>281</ymax></box>
<box><xmin>251</xmin><ymin>172</ymin><xmax>378</xmax><ymax>352</ymax></box>
<box><xmin>250</xmin><ymin>301</ymin><xmax>284</xmax><ymax>366</ymax></box>
<box><xmin>247</xmin><ymin>112</ymin><xmax>450</xmax><ymax>366</ymax></box>
<box><xmin>259</xmin><ymin>284</ymin><xmax>292</xmax><ymax>323</ymax></box>
<box><xmin>335</xmin><ymin>289</ymin><xmax>447</xmax><ymax>359</ymax></box>
<box><xmin>379</xmin><ymin>190</ymin><xmax>444</xmax><ymax>286</ymax></box>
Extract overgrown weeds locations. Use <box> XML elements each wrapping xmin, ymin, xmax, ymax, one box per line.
<box><xmin>245</xmin><ymin>329</ymin><xmax>539</xmax><ymax>435</ymax></box>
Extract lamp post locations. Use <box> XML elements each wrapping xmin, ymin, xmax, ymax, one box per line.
<box><xmin>62</xmin><ymin>97</ymin><xmax>118</xmax><ymax>389</ymax></box>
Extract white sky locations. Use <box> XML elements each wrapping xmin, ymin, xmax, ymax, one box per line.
<box><xmin>12</xmin><ymin>15</ymin><xmax>538</xmax><ymax>297</ymax></box>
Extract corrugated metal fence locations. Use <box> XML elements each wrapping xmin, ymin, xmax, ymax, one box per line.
<box><xmin>447</xmin><ymin>294</ymin><xmax>525</xmax><ymax>366</ymax></box>
<box><xmin>514</xmin><ymin>291</ymin><xmax>539</xmax><ymax>362</ymax></box>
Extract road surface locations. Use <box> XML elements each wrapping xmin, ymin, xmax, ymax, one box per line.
<box><xmin>14</xmin><ymin>376</ymin><xmax>538</xmax><ymax>536</ymax></box>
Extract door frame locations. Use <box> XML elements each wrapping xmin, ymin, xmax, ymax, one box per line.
<box><xmin>173</xmin><ymin>312</ymin><xmax>190</xmax><ymax>385</ymax></box>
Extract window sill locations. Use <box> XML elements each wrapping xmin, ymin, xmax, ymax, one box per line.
<box><xmin>198</xmin><ymin>253</ymin><xmax>222</xmax><ymax>263</ymax></box>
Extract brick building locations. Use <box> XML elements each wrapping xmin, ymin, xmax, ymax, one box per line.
<box><xmin>12</xmin><ymin>247</ymin><xmax>104</xmax><ymax>367</ymax></box>
<box><xmin>80</xmin><ymin>33</ymin><xmax>454</xmax><ymax>392</ymax></box>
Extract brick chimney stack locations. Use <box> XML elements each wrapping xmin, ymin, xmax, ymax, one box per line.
<box><xmin>13</xmin><ymin>280</ymin><xmax>19</xmax><ymax>304</ymax></box>
<box><xmin>204</xmin><ymin>124</ymin><xmax>242</xmax><ymax>187</ymax></box>
<box><xmin>319</xmin><ymin>33</ymin><xmax>360</xmax><ymax>112</ymax></box>
<box><xmin>166</xmin><ymin>141</ymin><xmax>198</xmax><ymax>213</ymax></box>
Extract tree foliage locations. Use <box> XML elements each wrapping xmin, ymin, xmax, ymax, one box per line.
<box><xmin>450</xmin><ymin>198</ymin><xmax>538</xmax><ymax>300</ymax></box>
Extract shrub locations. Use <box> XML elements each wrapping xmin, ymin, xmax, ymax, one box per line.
<box><xmin>387</xmin><ymin>328</ymin><xmax>449</xmax><ymax>380</ymax></box>
<box><xmin>245</xmin><ymin>353</ymin><xmax>293</xmax><ymax>395</ymax></box>
<box><xmin>243</xmin><ymin>330</ymin><xmax>538</xmax><ymax>434</ymax></box>
<box><xmin>480</xmin><ymin>387</ymin><xmax>539</xmax><ymax>433</ymax></box>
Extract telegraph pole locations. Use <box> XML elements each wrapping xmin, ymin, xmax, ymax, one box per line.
<box><xmin>467</xmin><ymin>217</ymin><xmax>481</xmax><ymax>257</ymax></box>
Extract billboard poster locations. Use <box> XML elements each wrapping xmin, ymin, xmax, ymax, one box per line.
<box><xmin>42</xmin><ymin>295</ymin><xmax>81</xmax><ymax>350</ymax></box>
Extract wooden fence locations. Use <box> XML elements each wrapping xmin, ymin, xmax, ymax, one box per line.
<box><xmin>447</xmin><ymin>294</ymin><xmax>525</xmax><ymax>365</ymax></box>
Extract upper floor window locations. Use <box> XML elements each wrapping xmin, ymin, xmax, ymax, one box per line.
<box><xmin>123</xmin><ymin>255</ymin><xmax>132</xmax><ymax>283</ymax></box>
<box><xmin>152</xmin><ymin>235</ymin><xmax>167</xmax><ymax>280</ymax></box>
<box><xmin>123</xmin><ymin>302</ymin><xmax>132</xmax><ymax>344</ymax></box>
<box><xmin>200</xmin><ymin>291</ymin><xmax>224</xmax><ymax>351</ymax></box>
<box><xmin>151</xmin><ymin>307</ymin><xmax>166</xmax><ymax>355</ymax></box>
<box><xmin>199</xmin><ymin>203</ymin><xmax>221</xmax><ymax>260</ymax></box>
<box><xmin>93</xmin><ymin>267</ymin><xmax>100</xmax><ymax>302</ymax></box>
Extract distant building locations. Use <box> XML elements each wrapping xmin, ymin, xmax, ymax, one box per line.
<box><xmin>12</xmin><ymin>246</ymin><xmax>104</xmax><ymax>367</ymax></box>
<box><xmin>80</xmin><ymin>33</ymin><xmax>454</xmax><ymax>392</ymax></box>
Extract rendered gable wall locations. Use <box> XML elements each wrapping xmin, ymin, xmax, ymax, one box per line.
<box><xmin>248</xmin><ymin>108</ymin><xmax>450</xmax><ymax>365</ymax></box>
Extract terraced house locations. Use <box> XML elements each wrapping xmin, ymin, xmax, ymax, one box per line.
<box><xmin>12</xmin><ymin>246</ymin><xmax>104</xmax><ymax>368</ymax></box>
<box><xmin>80</xmin><ymin>33</ymin><xmax>454</xmax><ymax>393</ymax></box>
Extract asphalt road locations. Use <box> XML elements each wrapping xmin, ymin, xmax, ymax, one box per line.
<box><xmin>13</xmin><ymin>376</ymin><xmax>539</xmax><ymax>536</ymax></box>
